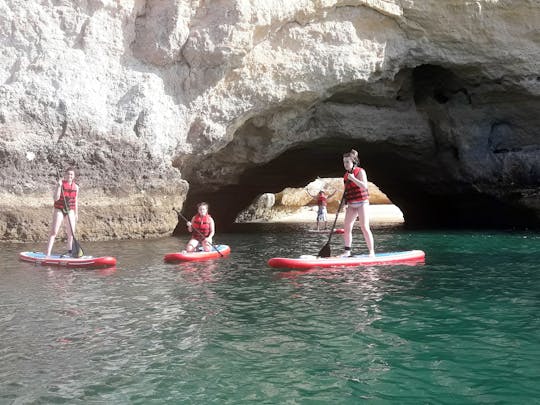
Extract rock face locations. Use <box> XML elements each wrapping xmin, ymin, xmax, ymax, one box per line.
<box><xmin>1</xmin><ymin>0</ymin><xmax>539</xmax><ymax>241</ymax></box>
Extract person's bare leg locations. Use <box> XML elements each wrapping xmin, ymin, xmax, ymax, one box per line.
<box><xmin>186</xmin><ymin>239</ymin><xmax>199</xmax><ymax>252</ymax></box>
<box><xmin>357</xmin><ymin>203</ymin><xmax>374</xmax><ymax>256</ymax></box>
<box><xmin>46</xmin><ymin>210</ymin><xmax>64</xmax><ymax>256</ymax></box>
<box><xmin>65</xmin><ymin>210</ymin><xmax>76</xmax><ymax>252</ymax></box>
<box><xmin>342</xmin><ymin>206</ymin><xmax>357</xmax><ymax>256</ymax></box>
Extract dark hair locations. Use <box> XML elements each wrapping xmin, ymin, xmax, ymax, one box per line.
<box><xmin>65</xmin><ymin>167</ymin><xmax>76</xmax><ymax>174</ymax></box>
<box><xmin>197</xmin><ymin>202</ymin><xmax>209</xmax><ymax>209</ymax></box>
<box><xmin>342</xmin><ymin>149</ymin><xmax>359</xmax><ymax>164</ymax></box>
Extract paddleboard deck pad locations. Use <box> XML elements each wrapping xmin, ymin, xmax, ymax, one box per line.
<box><xmin>164</xmin><ymin>244</ymin><xmax>231</xmax><ymax>263</ymax></box>
<box><xmin>268</xmin><ymin>250</ymin><xmax>425</xmax><ymax>269</ymax></box>
<box><xmin>20</xmin><ymin>251</ymin><xmax>117</xmax><ymax>268</ymax></box>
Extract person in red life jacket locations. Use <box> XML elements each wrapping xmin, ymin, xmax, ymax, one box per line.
<box><xmin>341</xmin><ymin>149</ymin><xmax>375</xmax><ymax>257</ymax></box>
<box><xmin>185</xmin><ymin>202</ymin><xmax>215</xmax><ymax>252</ymax></box>
<box><xmin>46</xmin><ymin>167</ymin><xmax>79</xmax><ymax>256</ymax></box>
<box><xmin>305</xmin><ymin>188</ymin><xmax>336</xmax><ymax>230</ymax></box>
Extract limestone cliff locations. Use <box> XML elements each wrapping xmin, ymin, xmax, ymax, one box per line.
<box><xmin>1</xmin><ymin>0</ymin><xmax>539</xmax><ymax>241</ymax></box>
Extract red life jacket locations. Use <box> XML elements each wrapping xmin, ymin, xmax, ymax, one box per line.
<box><xmin>53</xmin><ymin>181</ymin><xmax>77</xmax><ymax>212</ymax></box>
<box><xmin>317</xmin><ymin>194</ymin><xmax>327</xmax><ymax>207</ymax></box>
<box><xmin>192</xmin><ymin>214</ymin><xmax>212</xmax><ymax>241</ymax></box>
<box><xmin>343</xmin><ymin>167</ymin><xmax>369</xmax><ymax>203</ymax></box>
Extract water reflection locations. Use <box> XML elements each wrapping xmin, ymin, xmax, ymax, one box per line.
<box><xmin>173</xmin><ymin>262</ymin><xmax>219</xmax><ymax>283</ymax></box>
<box><xmin>2</xmin><ymin>228</ymin><xmax>539</xmax><ymax>403</ymax></box>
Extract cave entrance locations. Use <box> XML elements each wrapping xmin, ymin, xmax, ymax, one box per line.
<box><xmin>178</xmin><ymin>137</ymin><xmax>419</xmax><ymax>233</ymax></box>
<box><xmin>177</xmin><ymin>63</ymin><xmax>540</xmax><ymax>232</ymax></box>
<box><xmin>235</xmin><ymin>177</ymin><xmax>402</xmax><ymax>224</ymax></box>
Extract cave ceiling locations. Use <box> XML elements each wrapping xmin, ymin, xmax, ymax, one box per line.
<box><xmin>179</xmin><ymin>64</ymin><xmax>540</xmax><ymax>230</ymax></box>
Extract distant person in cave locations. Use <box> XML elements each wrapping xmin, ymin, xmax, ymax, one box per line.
<box><xmin>184</xmin><ymin>202</ymin><xmax>215</xmax><ymax>252</ymax></box>
<box><xmin>305</xmin><ymin>188</ymin><xmax>336</xmax><ymax>230</ymax></box>
<box><xmin>341</xmin><ymin>149</ymin><xmax>374</xmax><ymax>257</ymax></box>
<box><xmin>46</xmin><ymin>167</ymin><xmax>79</xmax><ymax>256</ymax></box>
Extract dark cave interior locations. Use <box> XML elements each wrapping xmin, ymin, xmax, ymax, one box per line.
<box><xmin>177</xmin><ymin>65</ymin><xmax>539</xmax><ymax>232</ymax></box>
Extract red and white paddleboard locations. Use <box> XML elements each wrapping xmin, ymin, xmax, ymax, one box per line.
<box><xmin>268</xmin><ymin>250</ymin><xmax>425</xmax><ymax>269</ymax></box>
<box><xmin>164</xmin><ymin>244</ymin><xmax>231</xmax><ymax>263</ymax></box>
<box><xmin>20</xmin><ymin>251</ymin><xmax>116</xmax><ymax>269</ymax></box>
<box><xmin>307</xmin><ymin>228</ymin><xmax>345</xmax><ymax>234</ymax></box>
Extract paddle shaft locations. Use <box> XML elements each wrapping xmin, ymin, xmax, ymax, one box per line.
<box><xmin>318</xmin><ymin>181</ymin><xmax>348</xmax><ymax>257</ymax></box>
<box><xmin>325</xmin><ymin>191</ymin><xmax>346</xmax><ymax>245</ymax></box>
<box><xmin>56</xmin><ymin>169</ymin><xmax>83</xmax><ymax>257</ymax></box>
<box><xmin>175</xmin><ymin>209</ymin><xmax>223</xmax><ymax>257</ymax></box>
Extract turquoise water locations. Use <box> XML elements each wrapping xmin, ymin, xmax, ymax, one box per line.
<box><xmin>1</xmin><ymin>224</ymin><xmax>539</xmax><ymax>403</ymax></box>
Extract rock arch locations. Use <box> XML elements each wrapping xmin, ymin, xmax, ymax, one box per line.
<box><xmin>179</xmin><ymin>64</ymin><xmax>540</xmax><ymax>230</ymax></box>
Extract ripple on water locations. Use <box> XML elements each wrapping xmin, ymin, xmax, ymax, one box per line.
<box><xmin>1</xmin><ymin>230</ymin><xmax>540</xmax><ymax>403</ymax></box>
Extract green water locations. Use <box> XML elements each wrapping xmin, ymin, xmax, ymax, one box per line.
<box><xmin>1</xmin><ymin>224</ymin><xmax>539</xmax><ymax>404</ymax></box>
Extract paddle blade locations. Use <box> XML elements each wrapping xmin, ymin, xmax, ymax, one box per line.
<box><xmin>318</xmin><ymin>243</ymin><xmax>331</xmax><ymax>258</ymax></box>
<box><xmin>71</xmin><ymin>240</ymin><xmax>84</xmax><ymax>258</ymax></box>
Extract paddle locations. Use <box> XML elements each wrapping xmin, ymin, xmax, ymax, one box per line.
<box><xmin>318</xmin><ymin>189</ymin><xmax>347</xmax><ymax>258</ymax></box>
<box><xmin>56</xmin><ymin>169</ymin><xmax>84</xmax><ymax>258</ymax></box>
<box><xmin>173</xmin><ymin>208</ymin><xmax>224</xmax><ymax>257</ymax></box>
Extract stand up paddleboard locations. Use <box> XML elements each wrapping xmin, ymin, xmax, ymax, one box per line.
<box><xmin>164</xmin><ymin>244</ymin><xmax>231</xmax><ymax>263</ymax></box>
<box><xmin>20</xmin><ymin>251</ymin><xmax>117</xmax><ymax>269</ymax></box>
<box><xmin>268</xmin><ymin>250</ymin><xmax>425</xmax><ymax>269</ymax></box>
<box><xmin>307</xmin><ymin>228</ymin><xmax>345</xmax><ymax>234</ymax></box>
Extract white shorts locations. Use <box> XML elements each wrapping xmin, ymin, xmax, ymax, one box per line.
<box><xmin>317</xmin><ymin>206</ymin><xmax>327</xmax><ymax>222</ymax></box>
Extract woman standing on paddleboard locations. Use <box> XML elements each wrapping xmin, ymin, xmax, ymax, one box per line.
<box><xmin>46</xmin><ymin>167</ymin><xmax>79</xmax><ymax>256</ymax></box>
<box><xmin>185</xmin><ymin>202</ymin><xmax>215</xmax><ymax>252</ymax></box>
<box><xmin>342</xmin><ymin>150</ymin><xmax>375</xmax><ymax>257</ymax></box>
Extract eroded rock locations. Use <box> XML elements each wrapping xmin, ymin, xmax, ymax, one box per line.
<box><xmin>1</xmin><ymin>0</ymin><xmax>539</xmax><ymax>241</ymax></box>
